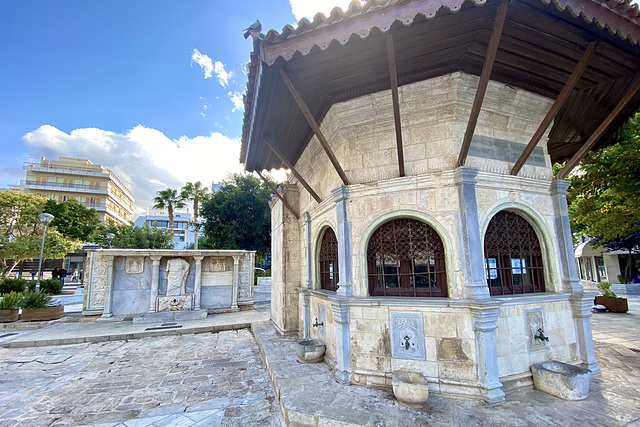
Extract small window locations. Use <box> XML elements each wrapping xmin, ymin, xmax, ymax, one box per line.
<box><xmin>367</xmin><ymin>218</ymin><xmax>447</xmax><ymax>297</ymax></box>
<box><xmin>484</xmin><ymin>211</ymin><xmax>545</xmax><ymax>295</ymax></box>
<box><xmin>595</xmin><ymin>256</ymin><xmax>606</xmax><ymax>281</ymax></box>
<box><xmin>319</xmin><ymin>228</ymin><xmax>339</xmax><ymax>291</ymax></box>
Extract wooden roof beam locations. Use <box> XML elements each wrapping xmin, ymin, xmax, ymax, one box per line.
<box><xmin>457</xmin><ymin>0</ymin><xmax>509</xmax><ymax>168</ymax></box>
<box><xmin>386</xmin><ymin>33</ymin><xmax>405</xmax><ymax>177</ymax></box>
<box><xmin>263</xmin><ymin>137</ymin><xmax>322</xmax><ymax>203</ymax></box>
<box><xmin>511</xmin><ymin>41</ymin><xmax>598</xmax><ymax>176</ymax></box>
<box><xmin>556</xmin><ymin>75</ymin><xmax>640</xmax><ymax>180</ymax></box>
<box><xmin>279</xmin><ymin>67</ymin><xmax>350</xmax><ymax>186</ymax></box>
<box><xmin>256</xmin><ymin>170</ymin><xmax>299</xmax><ymax>220</ymax></box>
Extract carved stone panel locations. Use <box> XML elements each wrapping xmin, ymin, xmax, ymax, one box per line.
<box><xmin>210</xmin><ymin>257</ymin><xmax>227</xmax><ymax>272</ymax></box>
<box><xmin>158</xmin><ymin>295</ymin><xmax>193</xmax><ymax>311</ymax></box>
<box><xmin>525</xmin><ymin>307</ymin><xmax>547</xmax><ymax>351</ymax></box>
<box><xmin>88</xmin><ymin>255</ymin><xmax>108</xmax><ymax>311</ymax></box>
<box><xmin>390</xmin><ymin>311</ymin><xmax>426</xmax><ymax>360</ymax></box>
<box><xmin>125</xmin><ymin>257</ymin><xmax>144</xmax><ymax>274</ymax></box>
<box><xmin>317</xmin><ymin>303</ymin><xmax>326</xmax><ymax>336</ymax></box>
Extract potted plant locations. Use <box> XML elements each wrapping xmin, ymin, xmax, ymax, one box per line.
<box><xmin>0</xmin><ymin>292</ymin><xmax>21</xmax><ymax>322</ymax></box>
<box><xmin>18</xmin><ymin>291</ymin><xmax>64</xmax><ymax>321</ymax></box>
<box><xmin>594</xmin><ymin>281</ymin><xmax>628</xmax><ymax>313</ymax></box>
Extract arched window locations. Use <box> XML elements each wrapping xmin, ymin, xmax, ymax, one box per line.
<box><xmin>319</xmin><ymin>228</ymin><xmax>339</xmax><ymax>291</ymax></box>
<box><xmin>484</xmin><ymin>211</ymin><xmax>545</xmax><ymax>296</ymax></box>
<box><xmin>367</xmin><ymin>218</ymin><xmax>447</xmax><ymax>297</ymax></box>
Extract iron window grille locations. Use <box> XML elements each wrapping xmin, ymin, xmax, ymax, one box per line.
<box><xmin>367</xmin><ymin>218</ymin><xmax>447</xmax><ymax>297</ymax></box>
<box><xmin>484</xmin><ymin>211</ymin><xmax>545</xmax><ymax>296</ymax></box>
<box><xmin>319</xmin><ymin>228</ymin><xmax>339</xmax><ymax>291</ymax></box>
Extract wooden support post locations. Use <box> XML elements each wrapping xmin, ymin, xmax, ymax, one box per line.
<box><xmin>457</xmin><ymin>0</ymin><xmax>509</xmax><ymax>167</ymax></box>
<box><xmin>511</xmin><ymin>42</ymin><xmax>598</xmax><ymax>176</ymax></box>
<box><xmin>256</xmin><ymin>170</ymin><xmax>300</xmax><ymax>220</ymax></box>
<box><xmin>279</xmin><ymin>67</ymin><xmax>350</xmax><ymax>185</ymax></box>
<box><xmin>556</xmin><ymin>75</ymin><xmax>640</xmax><ymax>180</ymax></box>
<box><xmin>386</xmin><ymin>33</ymin><xmax>405</xmax><ymax>177</ymax></box>
<box><xmin>263</xmin><ymin>137</ymin><xmax>322</xmax><ymax>203</ymax></box>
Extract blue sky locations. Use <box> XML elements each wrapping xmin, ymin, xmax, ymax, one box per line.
<box><xmin>0</xmin><ymin>0</ymin><xmax>353</xmax><ymax>215</ymax></box>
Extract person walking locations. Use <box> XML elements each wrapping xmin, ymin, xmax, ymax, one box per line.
<box><xmin>52</xmin><ymin>268</ymin><xmax>59</xmax><ymax>281</ymax></box>
<box><xmin>59</xmin><ymin>268</ymin><xmax>67</xmax><ymax>286</ymax></box>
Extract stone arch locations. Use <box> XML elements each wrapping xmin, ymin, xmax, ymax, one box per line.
<box><xmin>312</xmin><ymin>221</ymin><xmax>338</xmax><ymax>290</ymax></box>
<box><xmin>358</xmin><ymin>210</ymin><xmax>455</xmax><ymax>298</ymax></box>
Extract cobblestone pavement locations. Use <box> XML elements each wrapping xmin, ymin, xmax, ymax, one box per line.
<box><xmin>0</xmin><ymin>330</ymin><xmax>283</xmax><ymax>426</ymax></box>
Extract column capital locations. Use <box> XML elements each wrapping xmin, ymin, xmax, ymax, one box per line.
<box><xmin>150</xmin><ymin>255</ymin><xmax>162</xmax><ymax>263</ymax></box>
<box><xmin>192</xmin><ymin>255</ymin><xmax>205</xmax><ymax>262</ymax></box>
<box><xmin>331</xmin><ymin>185</ymin><xmax>350</xmax><ymax>203</ymax></box>
<box><xmin>470</xmin><ymin>303</ymin><xmax>501</xmax><ymax>332</ymax></box>
<box><xmin>330</xmin><ymin>300</ymin><xmax>350</xmax><ymax>324</ymax></box>
<box><xmin>453</xmin><ymin>166</ymin><xmax>480</xmax><ymax>185</ymax></box>
<box><xmin>302</xmin><ymin>211</ymin><xmax>311</xmax><ymax>223</ymax></box>
<box><xmin>550</xmin><ymin>179</ymin><xmax>571</xmax><ymax>196</ymax></box>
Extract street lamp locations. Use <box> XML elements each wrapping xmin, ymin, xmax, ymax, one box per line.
<box><xmin>106</xmin><ymin>233</ymin><xmax>115</xmax><ymax>248</ymax></box>
<box><xmin>35</xmin><ymin>213</ymin><xmax>54</xmax><ymax>293</ymax></box>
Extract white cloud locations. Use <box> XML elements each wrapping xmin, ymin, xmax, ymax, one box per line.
<box><xmin>289</xmin><ymin>0</ymin><xmax>357</xmax><ymax>21</ymax></box>
<box><xmin>191</xmin><ymin>48</ymin><xmax>214</xmax><ymax>79</ymax></box>
<box><xmin>21</xmin><ymin>125</ymin><xmax>245</xmax><ymax>217</ymax></box>
<box><xmin>228</xmin><ymin>91</ymin><xmax>244</xmax><ymax>112</ymax></box>
<box><xmin>213</xmin><ymin>61</ymin><xmax>232</xmax><ymax>88</ymax></box>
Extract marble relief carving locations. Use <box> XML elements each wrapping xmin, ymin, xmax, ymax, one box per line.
<box><xmin>88</xmin><ymin>256</ymin><xmax>108</xmax><ymax>310</ymax></box>
<box><xmin>166</xmin><ymin>258</ymin><xmax>190</xmax><ymax>296</ymax></box>
<box><xmin>390</xmin><ymin>311</ymin><xmax>426</xmax><ymax>360</ymax></box>
<box><xmin>526</xmin><ymin>308</ymin><xmax>547</xmax><ymax>351</ymax></box>
<box><xmin>125</xmin><ymin>257</ymin><xmax>144</xmax><ymax>274</ymax></box>
<box><xmin>210</xmin><ymin>257</ymin><xmax>226</xmax><ymax>272</ymax></box>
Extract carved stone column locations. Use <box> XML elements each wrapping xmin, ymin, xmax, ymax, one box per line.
<box><xmin>193</xmin><ymin>255</ymin><xmax>204</xmax><ymax>310</ymax></box>
<box><xmin>303</xmin><ymin>212</ymin><xmax>312</xmax><ymax>289</ymax></box>
<box><xmin>331</xmin><ymin>186</ymin><xmax>353</xmax><ymax>297</ymax></box>
<box><xmin>301</xmin><ymin>290</ymin><xmax>310</xmax><ymax>339</ymax></box>
<box><xmin>454</xmin><ymin>167</ymin><xmax>490</xmax><ymax>300</ymax></box>
<box><xmin>551</xmin><ymin>180</ymin><xmax>599</xmax><ymax>373</ymax></box>
<box><xmin>331</xmin><ymin>299</ymin><xmax>351</xmax><ymax>383</ymax></box>
<box><xmin>148</xmin><ymin>256</ymin><xmax>162</xmax><ymax>313</ymax></box>
<box><xmin>101</xmin><ymin>255</ymin><xmax>115</xmax><ymax>318</ymax></box>
<box><xmin>470</xmin><ymin>303</ymin><xmax>505</xmax><ymax>403</ymax></box>
<box><xmin>232</xmin><ymin>255</ymin><xmax>241</xmax><ymax>309</ymax></box>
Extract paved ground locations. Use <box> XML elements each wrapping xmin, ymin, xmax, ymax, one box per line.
<box><xmin>0</xmin><ymin>288</ymin><xmax>638</xmax><ymax>426</ymax></box>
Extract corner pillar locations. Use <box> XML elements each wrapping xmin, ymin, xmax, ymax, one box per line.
<box><xmin>331</xmin><ymin>186</ymin><xmax>353</xmax><ymax>297</ymax></box>
<box><xmin>193</xmin><ymin>255</ymin><xmax>204</xmax><ymax>310</ymax></box>
<box><xmin>454</xmin><ymin>167</ymin><xmax>490</xmax><ymax>300</ymax></box>
<box><xmin>551</xmin><ymin>180</ymin><xmax>599</xmax><ymax>373</ymax></box>
<box><xmin>301</xmin><ymin>290</ymin><xmax>310</xmax><ymax>339</ymax></box>
<box><xmin>303</xmin><ymin>212</ymin><xmax>312</xmax><ymax>289</ymax></box>
<box><xmin>148</xmin><ymin>256</ymin><xmax>162</xmax><ymax>313</ymax></box>
<box><xmin>101</xmin><ymin>255</ymin><xmax>115</xmax><ymax>318</ymax></box>
<box><xmin>471</xmin><ymin>303</ymin><xmax>505</xmax><ymax>403</ymax></box>
<box><xmin>331</xmin><ymin>299</ymin><xmax>351</xmax><ymax>383</ymax></box>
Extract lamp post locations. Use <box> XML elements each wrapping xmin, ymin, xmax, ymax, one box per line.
<box><xmin>35</xmin><ymin>213</ymin><xmax>54</xmax><ymax>293</ymax></box>
<box><xmin>106</xmin><ymin>233</ymin><xmax>115</xmax><ymax>248</ymax></box>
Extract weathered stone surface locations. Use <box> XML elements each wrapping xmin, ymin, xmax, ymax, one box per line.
<box><xmin>531</xmin><ymin>360</ymin><xmax>591</xmax><ymax>400</ymax></box>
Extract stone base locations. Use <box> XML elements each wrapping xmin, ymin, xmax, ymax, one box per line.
<box><xmin>133</xmin><ymin>309</ymin><xmax>208</xmax><ymax>324</ymax></box>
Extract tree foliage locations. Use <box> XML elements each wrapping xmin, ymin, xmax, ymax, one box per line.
<box><xmin>43</xmin><ymin>199</ymin><xmax>100</xmax><ymax>241</ymax></box>
<box><xmin>200</xmin><ymin>174</ymin><xmax>273</xmax><ymax>256</ymax></box>
<box><xmin>92</xmin><ymin>224</ymin><xmax>173</xmax><ymax>249</ymax></box>
<box><xmin>181</xmin><ymin>181</ymin><xmax>209</xmax><ymax>250</ymax></box>
<box><xmin>0</xmin><ymin>191</ymin><xmax>77</xmax><ymax>277</ymax></box>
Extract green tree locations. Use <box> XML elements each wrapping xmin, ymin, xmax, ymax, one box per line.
<box><xmin>43</xmin><ymin>199</ymin><xmax>100</xmax><ymax>241</ymax></box>
<box><xmin>92</xmin><ymin>224</ymin><xmax>173</xmax><ymax>249</ymax></box>
<box><xmin>566</xmin><ymin>111</ymin><xmax>640</xmax><ymax>256</ymax></box>
<box><xmin>181</xmin><ymin>181</ymin><xmax>209</xmax><ymax>250</ymax></box>
<box><xmin>0</xmin><ymin>191</ymin><xmax>77</xmax><ymax>277</ymax></box>
<box><xmin>153</xmin><ymin>188</ymin><xmax>184</xmax><ymax>248</ymax></box>
<box><xmin>200</xmin><ymin>174</ymin><xmax>273</xmax><ymax>256</ymax></box>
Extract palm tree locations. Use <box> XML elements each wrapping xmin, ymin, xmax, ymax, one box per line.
<box><xmin>153</xmin><ymin>188</ymin><xmax>185</xmax><ymax>248</ymax></box>
<box><xmin>181</xmin><ymin>181</ymin><xmax>209</xmax><ymax>250</ymax></box>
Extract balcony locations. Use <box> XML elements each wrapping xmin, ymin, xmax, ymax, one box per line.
<box><xmin>21</xmin><ymin>180</ymin><xmax>108</xmax><ymax>194</ymax></box>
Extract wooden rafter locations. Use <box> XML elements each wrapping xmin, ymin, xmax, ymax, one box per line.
<box><xmin>511</xmin><ymin>41</ymin><xmax>598</xmax><ymax>176</ymax></box>
<box><xmin>457</xmin><ymin>0</ymin><xmax>510</xmax><ymax>168</ymax></box>
<box><xmin>263</xmin><ymin>137</ymin><xmax>322</xmax><ymax>203</ymax></box>
<box><xmin>279</xmin><ymin>67</ymin><xmax>350</xmax><ymax>185</ymax></box>
<box><xmin>556</xmin><ymin>75</ymin><xmax>640</xmax><ymax>180</ymax></box>
<box><xmin>386</xmin><ymin>33</ymin><xmax>405</xmax><ymax>177</ymax></box>
<box><xmin>256</xmin><ymin>170</ymin><xmax>299</xmax><ymax>220</ymax></box>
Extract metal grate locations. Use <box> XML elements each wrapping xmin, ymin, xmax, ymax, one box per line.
<box><xmin>484</xmin><ymin>211</ymin><xmax>545</xmax><ymax>296</ymax></box>
<box><xmin>630</xmin><ymin>348</ymin><xmax>640</xmax><ymax>353</ymax></box>
<box><xmin>0</xmin><ymin>333</ymin><xmax>18</xmax><ymax>339</ymax></box>
<box><xmin>145</xmin><ymin>325</ymin><xmax>183</xmax><ymax>331</ymax></box>
<box><xmin>319</xmin><ymin>228</ymin><xmax>339</xmax><ymax>291</ymax></box>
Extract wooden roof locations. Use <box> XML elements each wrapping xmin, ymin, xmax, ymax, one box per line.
<box><xmin>241</xmin><ymin>0</ymin><xmax>640</xmax><ymax>173</ymax></box>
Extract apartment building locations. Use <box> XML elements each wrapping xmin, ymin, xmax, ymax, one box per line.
<box><xmin>20</xmin><ymin>156</ymin><xmax>134</xmax><ymax>225</ymax></box>
<box><xmin>134</xmin><ymin>212</ymin><xmax>194</xmax><ymax>249</ymax></box>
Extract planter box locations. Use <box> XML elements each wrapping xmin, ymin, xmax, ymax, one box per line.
<box><xmin>594</xmin><ymin>296</ymin><xmax>628</xmax><ymax>313</ymax></box>
<box><xmin>20</xmin><ymin>305</ymin><xmax>64</xmax><ymax>321</ymax></box>
<box><xmin>0</xmin><ymin>309</ymin><xmax>19</xmax><ymax>322</ymax></box>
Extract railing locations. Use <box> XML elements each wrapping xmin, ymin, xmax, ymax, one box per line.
<box><xmin>21</xmin><ymin>180</ymin><xmax>108</xmax><ymax>193</ymax></box>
